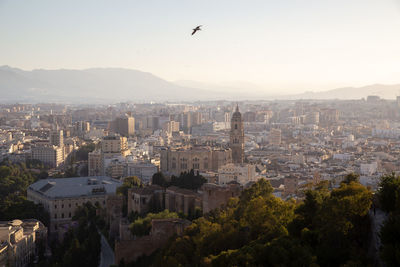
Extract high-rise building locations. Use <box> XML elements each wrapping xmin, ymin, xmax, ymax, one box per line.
<box><xmin>101</xmin><ymin>134</ymin><xmax>129</xmax><ymax>157</ymax></box>
<box><xmin>320</xmin><ymin>109</ymin><xmax>339</xmax><ymax>123</ymax></box>
<box><xmin>74</xmin><ymin>121</ymin><xmax>90</xmax><ymax>136</ymax></box>
<box><xmin>88</xmin><ymin>150</ymin><xmax>103</xmax><ymax>176</ymax></box>
<box><xmin>31</xmin><ymin>146</ymin><xmax>64</xmax><ymax>168</ymax></box>
<box><xmin>269</xmin><ymin>128</ymin><xmax>281</xmax><ymax>146</ymax></box>
<box><xmin>49</xmin><ymin>130</ymin><xmax>63</xmax><ymax>147</ymax></box>
<box><xmin>111</xmin><ymin>115</ymin><xmax>135</xmax><ymax>137</ymax></box>
<box><xmin>230</xmin><ymin>105</ymin><xmax>244</xmax><ymax>164</ymax></box>
<box><xmin>179</xmin><ymin>112</ymin><xmax>192</xmax><ymax>133</ymax></box>
<box><xmin>304</xmin><ymin>112</ymin><xmax>319</xmax><ymax>125</ymax></box>
<box><xmin>163</xmin><ymin>121</ymin><xmax>180</xmax><ymax>135</ymax></box>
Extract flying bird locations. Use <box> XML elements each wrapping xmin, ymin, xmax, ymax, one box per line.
<box><xmin>192</xmin><ymin>25</ymin><xmax>202</xmax><ymax>35</ymax></box>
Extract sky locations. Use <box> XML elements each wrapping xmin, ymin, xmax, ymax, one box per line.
<box><xmin>1</xmin><ymin>0</ymin><xmax>400</xmax><ymax>93</ymax></box>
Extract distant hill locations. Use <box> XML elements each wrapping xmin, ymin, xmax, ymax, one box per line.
<box><xmin>286</xmin><ymin>84</ymin><xmax>400</xmax><ymax>100</ymax></box>
<box><xmin>0</xmin><ymin>66</ymin><xmax>216</xmax><ymax>103</ymax></box>
<box><xmin>175</xmin><ymin>80</ymin><xmax>400</xmax><ymax>100</ymax></box>
<box><xmin>1</xmin><ymin>66</ymin><xmax>399</xmax><ymax>103</ymax></box>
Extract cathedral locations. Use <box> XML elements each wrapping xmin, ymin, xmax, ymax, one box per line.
<box><xmin>230</xmin><ymin>105</ymin><xmax>244</xmax><ymax>164</ymax></box>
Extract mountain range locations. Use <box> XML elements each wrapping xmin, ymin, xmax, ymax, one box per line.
<box><xmin>0</xmin><ymin>66</ymin><xmax>399</xmax><ymax>103</ymax></box>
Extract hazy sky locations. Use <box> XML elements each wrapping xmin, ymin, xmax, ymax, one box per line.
<box><xmin>1</xmin><ymin>0</ymin><xmax>400</xmax><ymax>93</ymax></box>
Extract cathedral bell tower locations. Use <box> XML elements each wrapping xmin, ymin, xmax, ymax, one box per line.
<box><xmin>230</xmin><ymin>104</ymin><xmax>244</xmax><ymax>164</ymax></box>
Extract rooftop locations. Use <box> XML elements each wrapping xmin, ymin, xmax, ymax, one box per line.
<box><xmin>28</xmin><ymin>176</ymin><xmax>122</xmax><ymax>199</ymax></box>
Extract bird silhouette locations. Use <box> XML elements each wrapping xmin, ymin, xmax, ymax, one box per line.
<box><xmin>192</xmin><ymin>25</ymin><xmax>202</xmax><ymax>35</ymax></box>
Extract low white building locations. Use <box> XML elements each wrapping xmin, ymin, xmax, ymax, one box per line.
<box><xmin>218</xmin><ymin>163</ymin><xmax>256</xmax><ymax>185</ymax></box>
<box><xmin>125</xmin><ymin>161</ymin><xmax>158</xmax><ymax>184</ymax></box>
<box><xmin>27</xmin><ymin>176</ymin><xmax>122</xmax><ymax>234</ymax></box>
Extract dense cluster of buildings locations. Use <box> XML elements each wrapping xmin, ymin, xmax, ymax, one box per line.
<box><xmin>0</xmin><ymin>219</ymin><xmax>47</xmax><ymax>267</ymax></box>
<box><xmin>2</xmin><ymin>96</ymin><xmax>400</xmax><ymax>265</ymax></box>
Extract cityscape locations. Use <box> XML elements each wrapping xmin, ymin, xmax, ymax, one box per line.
<box><xmin>2</xmin><ymin>1</ymin><xmax>400</xmax><ymax>267</ymax></box>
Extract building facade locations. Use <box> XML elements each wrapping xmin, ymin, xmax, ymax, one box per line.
<box><xmin>49</xmin><ymin>130</ymin><xmax>64</xmax><ymax>147</ymax></box>
<box><xmin>111</xmin><ymin>115</ymin><xmax>135</xmax><ymax>137</ymax></box>
<box><xmin>218</xmin><ymin>163</ymin><xmax>256</xmax><ymax>185</ymax></box>
<box><xmin>269</xmin><ymin>128</ymin><xmax>282</xmax><ymax>146</ymax></box>
<box><xmin>125</xmin><ymin>161</ymin><xmax>158</xmax><ymax>184</ymax></box>
<box><xmin>160</xmin><ymin>146</ymin><xmax>232</xmax><ymax>176</ymax></box>
<box><xmin>31</xmin><ymin>146</ymin><xmax>63</xmax><ymax>168</ymax></box>
<box><xmin>88</xmin><ymin>150</ymin><xmax>103</xmax><ymax>176</ymax></box>
<box><xmin>0</xmin><ymin>219</ymin><xmax>47</xmax><ymax>267</ymax></box>
<box><xmin>101</xmin><ymin>134</ymin><xmax>129</xmax><ymax>157</ymax></box>
<box><xmin>27</xmin><ymin>176</ymin><xmax>122</xmax><ymax>234</ymax></box>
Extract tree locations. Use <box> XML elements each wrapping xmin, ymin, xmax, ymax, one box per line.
<box><xmin>51</xmin><ymin>202</ymin><xmax>101</xmax><ymax>267</ymax></box>
<box><xmin>378</xmin><ymin>173</ymin><xmax>400</xmax><ymax>213</ymax></box>
<box><xmin>170</xmin><ymin>170</ymin><xmax>207</xmax><ymax>190</ymax></box>
<box><xmin>378</xmin><ymin>173</ymin><xmax>400</xmax><ymax>266</ymax></box>
<box><xmin>130</xmin><ymin>210</ymin><xmax>179</xmax><ymax>237</ymax></box>
<box><xmin>0</xmin><ymin>162</ymin><xmax>49</xmax><ymax>225</ymax></box>
<box><xmin>342</xmin><ymin>173</ymin><xmax>360</xmax><ymax>184</ymax></box>
<box><xmin>380</xmin><ymin>214</ymin><xmax>400</xmax><ymax>266</ymax></box>
<box><xmin>117</xmin><ymin>176</ymin><xmax>142</xmax><ymax>197</ymax></box>
<box><xmin>157</xmin><ymin>176</ymin><xmax>374</xmax><ymax>266</ymax></box>
<box><xmin>152</xmin><ymin>172</ymin><xmax>168</xmax><ymax>187</ymax></box>
<box><xmin>75</xmin><ymin>143</ymin><xmax>96</xmax><ymax>161</ymax></box>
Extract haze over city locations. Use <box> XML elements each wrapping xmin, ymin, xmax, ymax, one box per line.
<box><xmin>2</xmin><ymin>1</ymin><xmax>400</xmax><ymax>267</ymax></box>
<box><xmin>2</xmin><ymin>0</ymin><xmax>400</xmax><ymax>94</ymax></box>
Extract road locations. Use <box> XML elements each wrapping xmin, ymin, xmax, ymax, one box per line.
<box><xmin>99</xmin><ymin>233</ymin><xmax>115</xmax><ymax>267</ymax></box>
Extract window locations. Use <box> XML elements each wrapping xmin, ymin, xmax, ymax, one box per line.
<box><xmin>61</xmin><ymin>213</ymin><xmax>64</xmax><ymax>218</ymax></box>
<box><xmin>54</xmin><ymin>214</ymin><xmax>57</xmax><ymax>219</ymax></box>
<box><xmin>235</xmin><ymin>124</ymin><xmax>238</xmax><ymax>129</ymax></box>
<box><xmin>54</xmin><ymin>205</ymin><xmax>57</xmax><ymax>209</ymax></box>
<box><xmin>69</xmin><ymin>203</ymin><xmax>71</xmax><ymax>208</ymax></box>
<box><xmin>69</xmin><ymin>212</ymin><xmax>71</xmax><ymax>218</ymax></box>
<box><xmin>193</xmin><ymin>163</ymin><xmax>200</xmax><ymax>169</ymax></box>
<box><xmin>61</xmin><ymin>204</ymin><xmax>64</xmax><ymax>208</ymax></box>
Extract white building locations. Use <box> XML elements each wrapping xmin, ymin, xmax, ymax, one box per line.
<box><xmin>126</xmin><ymin>161</ymin><xmax>158</xmax><ymax>184</ymax></box>
<box><xmin>0</xmin><ymin>219</ymin><xmax>47</xmax><ymax>267</ymax></box>
<box><xmin>218</xmin><ymin>163</ymin><xmax>256</xmax><ymax>185</ymax></box>
<box><xmin>27</xmin><ymin>176</ymin><xmax>122</xmax><ymax>234</ymax></box>
<box><xmin>31</xmin><ymin>146</ymin><xmax>63</xmax><ymax>168</ymax></box>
